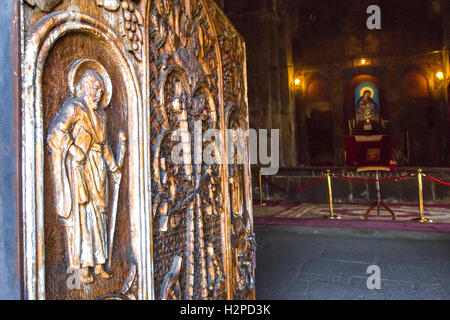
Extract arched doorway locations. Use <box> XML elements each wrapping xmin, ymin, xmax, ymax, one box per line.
<box><xmin>305</xmin><ymin>75</ymin><xmax>334</xmax><ymax>166</ymax></box>
<box><xmin>343</xmin><ymin>74</ymin><xmax>388</xmax><ymax>134</ymax></box>
<box><xmin>400</xmin><ymin>69</ymin><xmax>435</xmax><ymax>166</ymax></box>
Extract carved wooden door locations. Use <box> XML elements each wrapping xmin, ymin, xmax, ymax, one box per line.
<box><xmin>19</xmin><ymin>0</ymin><xmax>254</xmax><ymax>300</ymax></box>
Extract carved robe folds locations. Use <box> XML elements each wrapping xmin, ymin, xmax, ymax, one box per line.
<box><xmin>48</xmin><ymin>96</ymin><xmax>118</xmax><ymax>269</ymax></box>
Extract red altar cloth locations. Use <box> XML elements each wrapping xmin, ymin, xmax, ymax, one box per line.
<box><xmin>345</xmin><ymin>135</ymin><xmax>394</xmax><ymax>171</ymax></box>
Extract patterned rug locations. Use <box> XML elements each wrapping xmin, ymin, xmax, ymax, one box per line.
<box><xmin>254</xmin><ymin>201</ymin><xmax>450</xmax><ymax>224</ymax></box>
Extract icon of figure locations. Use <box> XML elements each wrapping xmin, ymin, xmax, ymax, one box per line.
<box><xmin>47</xmin><ymin>59</ymin><xmax>122</xmax><ymax>284</ymax></box>
<box><xmin>356</xmin><ymin>90</ymin><xmax>378</xmax><ymax>124</ymax></box>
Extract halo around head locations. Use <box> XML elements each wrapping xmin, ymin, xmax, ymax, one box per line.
<box><xmin>360</xmin><ymin>87</ymin><xmax>374</xmax><ymax>98</ymax></box>
<box><xmin>68</xmin><ymin>59</ymin><xmax>113</xmax><ymax>108</ymax></box>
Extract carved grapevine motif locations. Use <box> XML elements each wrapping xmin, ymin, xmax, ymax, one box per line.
<box><xmin>149</xmin><ymin>0</ymin><xmax>225</xmax><ymax>300</ymax></box>
<box><xmin>96</xmin><ymin>0</ymin><xmax>121</xmax><ymax>11</ymax></box>
<box><xmin>120</xmin><ymin>1</ymin><xmax>145</xmax><ymax>61</ymax></box>
<box><xmin>94</xmin><ymin>1</ymin><xmax>144</xmax><ymax>60</ymax></box>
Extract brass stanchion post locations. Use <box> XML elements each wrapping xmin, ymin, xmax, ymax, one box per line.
<box><xmin>413</xmin><ymin>168</ymin><xmax>432</xmax><ymax>222</ymax></box>
<box><xmin>259</xmin><ymin>168</ymin><xmax>266</xmax><ymax>206</ymax></box>
<box><xmin>325</xmin><ymin>170</ymin><xmax>340</xmax><ymax>219</ymax></box>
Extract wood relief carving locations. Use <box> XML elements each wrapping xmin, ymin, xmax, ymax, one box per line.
<box><xmin>20</xmin><ymin>0</ymin><xmax>254</xmax><ymax>300</ymax></box>
<box><xmin>207</xmin><ymin>0</ymin><xmax>256</xmax><ymax>300</ymax></box>
<box><xmin>47</xmin><ymin>59</ymin><xmax>126</xmax><ymax>284</ymax></box>
<box><xmin>160</xmin><ymin>255</ymin><xmax>183</xmax><ymax>300</ymax></box>
<box><xmin>95</xmin><ymin>264</ymin><xmax>138</xmax><ymax>300</ymax></box>
<box><xmin>227</xmin><ymin>108</ymin><xmax>256</xmax><ymax>300</ymax></box>
<box><xmin>206</xmin><ymin>242</ymin><xmax>225</xmax><ymax>300</ymax></box>
<box><xmin>24</xmin><ymin>0</ymin><xmax>62</xmax><ymax>12</ymax></box>
<box><xmin>148</xmin><ymin>0</ymin><xmax>228</xmax><ymax>300</ymax></box>
<box><xmin>120</xmin><ymin>1</ymin><xmax>144</xmax><ymax>61</ymax></box>
<box><xmin>96</xmin><ymin>0</ymin><xmax>121</xmax><ymax>12</ymax></box>
<box><xmin>21</xmin><ymin>7</ymin><xmax>149</xmax><ymax>300</ymax></box>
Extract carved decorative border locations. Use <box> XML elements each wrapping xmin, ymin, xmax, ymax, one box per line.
<box><xmin>224</xmin><ymin>101</ymin><xmax>255</xmax><ymax>299</ymax></box>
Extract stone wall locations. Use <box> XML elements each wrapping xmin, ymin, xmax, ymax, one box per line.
<box><xmin>0</xmin><ymin>1</ymin><xmax>20</xmax><ymax>300</ymax></box>
<box><xmin>223</xmin><ymin>0</ymin><xmax>298</xmax><ymax>167</ymax></box>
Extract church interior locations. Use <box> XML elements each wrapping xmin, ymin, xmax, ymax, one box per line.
<box><xmin>3</xmin><ymin>0</ymin><xmax>450</xmax><ymax>302</ymax></box>
<box><xmin>218</xmin><ymin>0</ymin><xmax>450</xmax><ymax>299</ymax></box>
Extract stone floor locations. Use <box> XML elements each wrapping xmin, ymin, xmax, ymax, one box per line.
<box><xmin>254</xmin><ymin>201</ymin><xmax>450</xmax><ymax>223</ymax></box>
<box><xmin>255</xmin><ymin>225</ymin><xmax>450</xmax><ymax>300</ymax></box>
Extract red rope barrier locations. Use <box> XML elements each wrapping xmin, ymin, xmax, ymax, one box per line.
<box><xmin>423</xmin><ymin>174</ymin><xmax>450</xmax><ymax>186</ymax></box>
<box><xmin>333</xmin><ymin>173</ymin><xmax>413</xmax><ymax>183</ymax></box>
<box><xmin>262</xmin><ymin>175</ymin><xmax>326</xmax><ymax>194</ymax></box>
<box><xmin>292</xmin><ymin>175</ymin><xmax>326</xmax><ymax>193</ymax></box>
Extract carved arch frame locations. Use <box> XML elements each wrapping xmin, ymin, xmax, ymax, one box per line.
<box><xmin>21</xmin><ymin>10</ymin><xmax>152</xmax><ymax>300</ymax></box>
<box><xmin>224</xmin><ymin>101</ymin><xmax>255</xmax><ymax>299</ymax></box>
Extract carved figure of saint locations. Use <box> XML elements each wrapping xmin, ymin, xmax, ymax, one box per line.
<box><xmin>47</xmin><ymin>60</ymin><xmax>120</xmax><ymax>284</ymax></box>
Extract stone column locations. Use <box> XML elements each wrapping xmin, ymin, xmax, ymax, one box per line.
<box><xmin>330</xmin><ymin>67</ymin><xmax>345</xmax><ymax>166</ymax></box>
<box><xmin>0</xmin><ymin>0</ymin><xmax>21</xmax><ymax>300</ymax></box>
<box><xmin>224</xmin><ymin>0</ymin><xmax>298</xmax><ymax>168</ymax></box>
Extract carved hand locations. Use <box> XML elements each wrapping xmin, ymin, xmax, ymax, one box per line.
<box><xmin>69</xmin><ymin>144</ymin><xmax>85</xmax><ymax>164</ymax></box>
<box><xmin>111</xmin><ymin>170</ymin><xmax>122</xmax><ymax>184</ymax></box>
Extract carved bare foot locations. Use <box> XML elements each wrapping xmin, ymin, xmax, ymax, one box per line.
<box><xmin>80</xmin><ymin>267</ymin><xmax>93</xmax><ymax>284</ymax></box>
<box><xmin>95</xmin><ymin>264</ymin><xmax>112</xmax><ymax>279</ymax></box>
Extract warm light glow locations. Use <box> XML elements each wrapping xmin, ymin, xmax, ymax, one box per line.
<box><xmin>294</xmin><ymin>78</ymin><xmax>301</xmax><ymax>86</ymax></box>
<box><xmin>436</xmin><ymin>71</ymin><xmax>444</xmax><ymax>80</ymax></box>
<box><xmin>361</xmin><ymin>59</ymin><xmax>366</xmax><ymax>65</ymax></box>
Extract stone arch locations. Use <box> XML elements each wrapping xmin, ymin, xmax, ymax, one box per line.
<box><xmin>401</xmin><ymin>69</ymin><xmax>431</xmax><ymax>99</ymax></box>
<box><xmin>305</xmin><ymin>74</ymin><xmax>331</xmax><ymax>103</ymax></box>
<box><xmin>343</xmin><ymin>74</ymin><xmax>388</xmax><ymax>125</ymax></box>
<box><xmin>399</xmin><ymin>68</ymin><xmax>436</xmax><ymax>166</ymax></box>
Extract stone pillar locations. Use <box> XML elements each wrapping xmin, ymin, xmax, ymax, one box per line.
<box><xmin>0</xmin><ymin>1</ymin><xmax>20</xmax><ymax>300</ymax></box>
<box><xmin>295</xmin><ymin>85</ymin><xmax>310</xmax><ymax>166</ymax></box>
<box><xmin>329</xmin><ymin>67</ymin><xmax>345</xmax><ymax>166</ymax></box>
<box><xmin>224</xmin><ymin>0</ymin><xmax>298</xmax><ymax>167</ymax></box>
<box><xmin>443</xmin><ymin>0</ymin><xmax>450</xmax><ymax>160</ymax></box>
